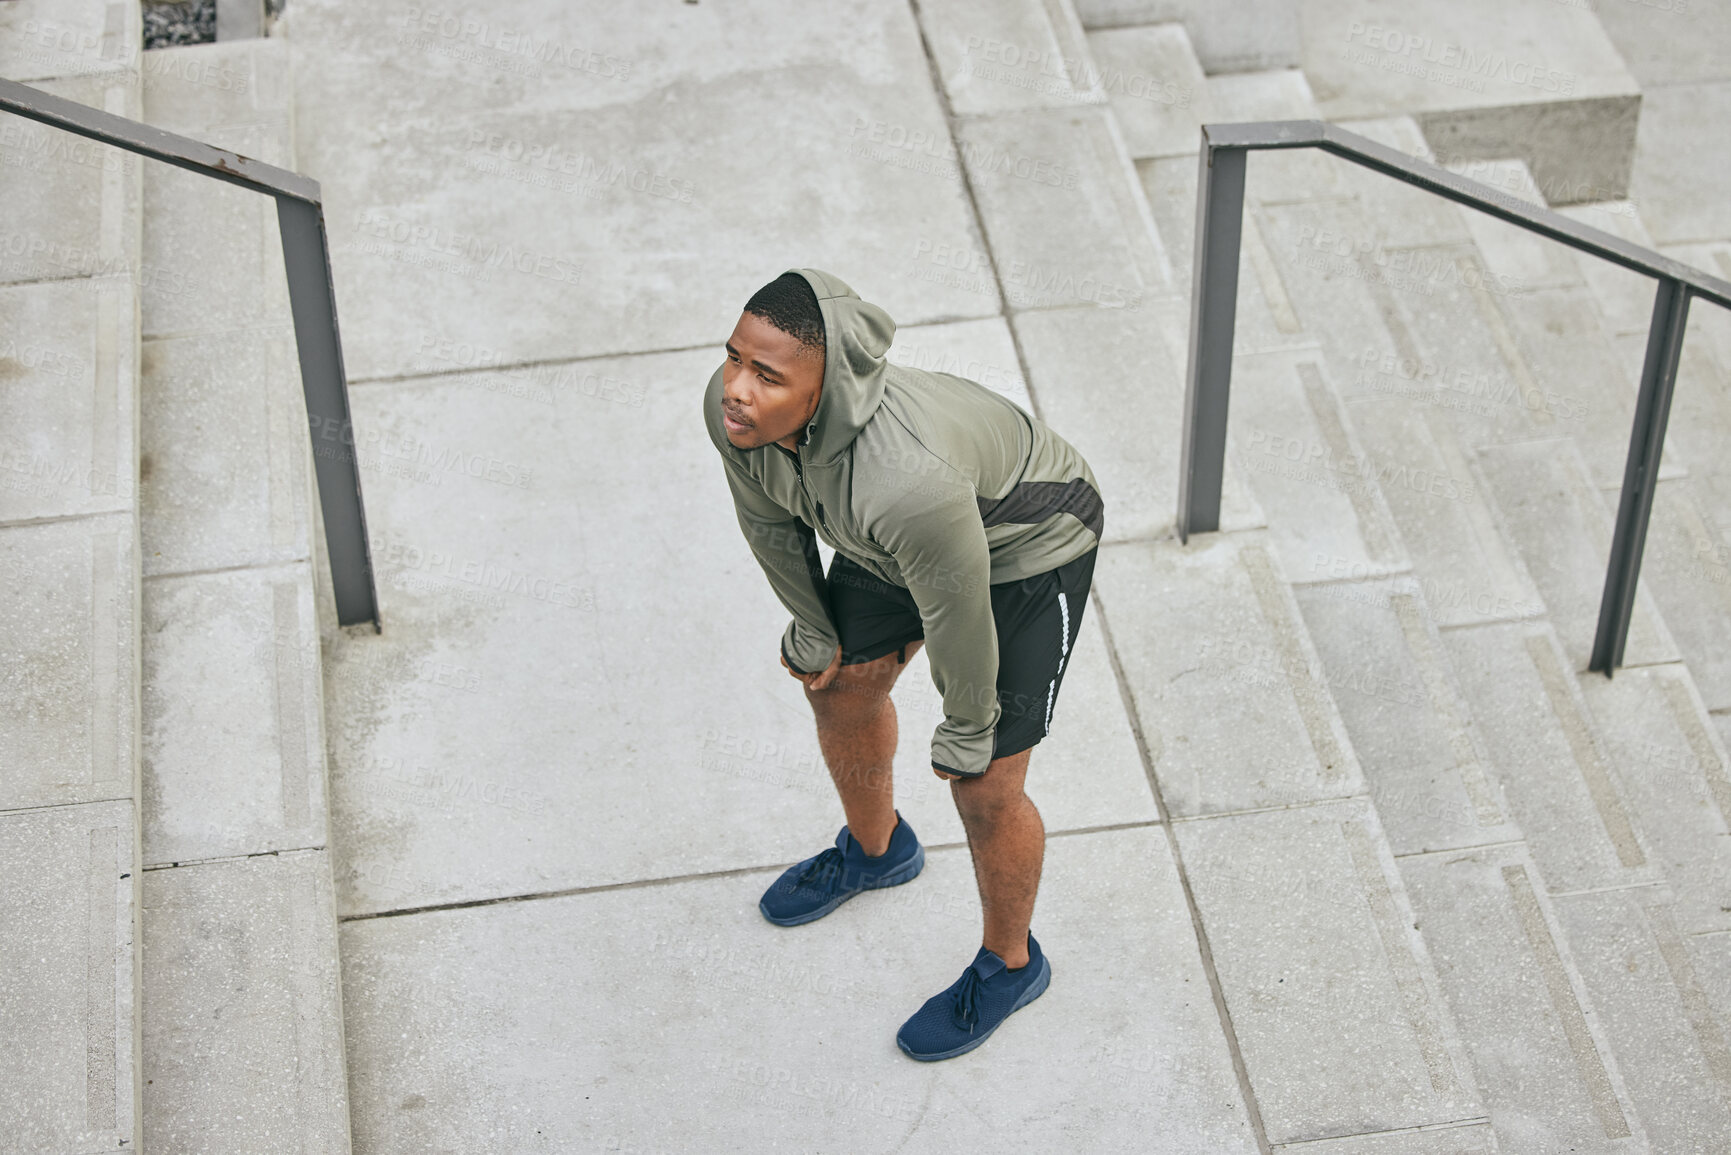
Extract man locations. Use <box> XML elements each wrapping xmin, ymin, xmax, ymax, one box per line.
<box><xmin>702</xmin><ymin>268</ymin><xmax>1103</xmax><ymax>1061</ymax></box>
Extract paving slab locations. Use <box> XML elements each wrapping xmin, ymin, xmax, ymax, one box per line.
<box><xmin>1439</xmin><ymin>622</ymin><xmax>1660</xmax><ymax>895</ymax></box>
<box><xmin>1574</xmin><ymin>665</ymin><xmax>1731</xmax><ymax>937</ymax></box>
<box><xmin>1628</xmin><ymin>82</ymin><xmax>1731</xmax><ymax>245</ymax></box>
<box><xmin>1644</xmin><ymin>321</ymin><xmax>1731</xmax><ymax>556</ymax></box>
<box><xmin>1073</xmin><ymin>0</ymin><xmax>1301</xmax><ymax>74</ymax></box>
<box><xmin>1490</xmin><ymin>284</ymin><xmax>1688</xmax><ymax>492</ymax></box>
<box><xmin>0</xmin><ymin>69</ymin><xmax>143</xmax><ymax>288</ymax></box>
<box><xmin>0</xmin><ymin>511</ymin><xmax>138</xmax><ymax>810</ymax></box>
<box><xmin>1639</xmin><ymin>479</ymin><xmax>1731</xmax><ymax>712</ymax></box>
<box><xmin>1231</xmin><ymin>348</ymin><xmax>1409</xmax><ymax>585</ymax></box>
<box><xmin>1339</xmin><ymin>397</ymin><xmax>1544</xmax><ymax>630</ymax></box>
<box><xmin>917</xmin><ymin>0</ymin><xmax>1105</xmax><ymax>115</ymax></box>
<box><xmin>1329</xmin><ymin>116</ymin><xmax>1475</xmax><ymax>250</ymax></box>
<box><xmin>956</xmin><ymin>103</ymin><xmax>1171</xmax><ymax>310</ymax></box>
<box><xmin>1085</xmin><ymin>24</ymin><xmax>1209</xmax><ymax>159</ymax></box>
<box><xmin>141</xmin><ymin>41</ymin><xmax>294</xmax><ymax>338</ymax></box>
<box><xmin>338</xmin><ymin>826</ymin><xmax>1260</xmax><ymax>1153</ymax></box>
<box><xmin>1446</xmin><ymin>159</ymin><xmax>1582</xmax><ymax>292</ymax></box>
<box><xmin>1011</xmin><ymin>301</ymin><xmax>1266</xmax><ymax>546</ymax></box>
<box><xmin>1550</xmin><ymin>887</ymin><xmax>1731</xmax><ymax>1153</ymax></box>
<box><xmin>139</xmin><ymin>326</ymin><xmax>312</xmax><ymax>575</ymax></box>
<box><xmin>1474</xmin><ymin>437</ymin><xmax>1679</xmax><ymax>672</ymax></box>
<box><xmin>1299</xmin><ymin>0</ymin><xmax>1641</xmax><ymax>203</ymax></box>
<box><xmin>1398</xmin><ymin>843</ymin><xmax>1645</xmax><ymax>1152</ymax></box>
<box><xmin>1094</xmin><ymin>533</ymin><xmax>1366</xmax><ymax>817</ymax></box>
<box><xmin>141</xmin><ymin>848</ymin><xmax>350</xmax><ymax>1154</ymax></box>
<box><xmin>1135</xmin><ymin>156</ymin><xmax>1302</xmax><ymax>354</ymax></box>
<box><xmin>284</xmin><ymin>0</ymin><xmax>995</xmax><ymax>381</ymax></box>
<box><xmin>1594</xmin><ymin>0</ymin><xmax>1731</xmax><ymax>88</ymax></box>
<box><xmin>142</xmin><ymin>562</ymin><xmax>327</xmax><ymax>864</ymax></box>
<box><xmin>0</xmin><ymin>0</ymin><xmax>139</xmax><ymax>83</ymax></box>
<box><xmin>325</xmin><ymin>345</ymin><xmax>1158</xmax><ymax>916</ymax></box>
<box><xmin>1554</xmin><ymin>200</ymin><xmax>1662</xmax><ymax>340</ymax></box>
<box><xmin>1172</xmin><ymin>797</ymin><xmax>1482</xmax><ymax>1144</ymax></box>
<box><xmin>885</xmin><ymin>315</ymin><xmax>1033</xmax><ymax>414</ymax></box>
<box><xmin>0</xmin><ymin>799</ymin><xmax>140</xmax><ymax>1154</ymax></box>
<box><xmin>0</xmin><ymin>275</ymin><xmax>138</xmax><ymax>521</ymax></box>
<box><xmin>1213</xmin><ymin>68</ymin><xmax>1341</xmax><ymax>201</ymax></box>
<box><xmin>1294</xmin><ymin>577</ymin><xmax>1519</xmax><ymax>855</ymax></box>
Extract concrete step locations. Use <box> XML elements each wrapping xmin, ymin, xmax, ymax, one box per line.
<box><xmin>1073</xmin><ymin>0</ymin><xmax>1301</xmax><ymax>75</ymax></box>
<box><xmin>135</xmin><ymin>35</ymin><xmax>352</xmax><ymax>1152</ymax></box>
<box><xmin>1</xmin><ymin>3</ymin><xmax>145</xmax><ymax>1149</ymax></box>
<box><xmin>1475</xmin><ymin>437</ymin><xmax>1679</xmax><ymax>672</ymax></box>
<box><xmin>951</xmin><ymin>102</ymin><xmax>1173</xmax><ymax>309</ymax></box>
<box><xmin>1298</xmin><ymin>0</ymin><xmax>1642</xmax><ymax>205</ymax></box>
<box><xmin>918</xmin><ymin>0</ymin><xmax>1105</xmax><ymax>116</ymax></box>
<box><xmin>1398</xmin><ymin>842</ymin><xmax>1647</xmax><ymax>1151</ymax></box>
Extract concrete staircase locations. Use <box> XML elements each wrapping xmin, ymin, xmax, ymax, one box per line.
<box><xmin>0</xmin><ymin>4</ymin><xmax>350</xmax><ymax>1151</ymax></box>
<box><xmin>0</xmin><ymin>2</ymin><xmax>145</xmax><ymax>1149</ymax></box>
<box><xmin>134</xmin><ymin>30</ymin><xmax>351</xmax><ymax>1155</ymax></box>
<box><xmin>5</xmin><ymin>0</ymin><xmax>1729</xmax><ymax>1150</ymax></box>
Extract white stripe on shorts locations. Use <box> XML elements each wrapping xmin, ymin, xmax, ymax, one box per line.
<box><xmin>1045</xmin><ymin>591</ymin><xmax>1070</xmax><ymax>734</ymax></box>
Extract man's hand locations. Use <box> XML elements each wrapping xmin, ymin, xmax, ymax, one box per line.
<box><xmin>782</xmin><ymin>643</ymin><xmax>844</xmax><ymax>691</ymax></box>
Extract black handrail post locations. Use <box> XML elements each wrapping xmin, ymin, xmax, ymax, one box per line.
<box><xmin>277</xmin><ymin>196</ymin><xmax>380</xmax><ymax>630</ymax></box>
<box><xmin>1590</xmin><ymin>277</ymin><xmax>1691</xmax><ymax>674</ymax></box>
<box><xmin>1178</xmin><ymin>137</ymin><xmax>1248</xmax><ymax>543</ymax></box>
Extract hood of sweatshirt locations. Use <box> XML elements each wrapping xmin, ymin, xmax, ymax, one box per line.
<box><xmin>790</xmin><ymin>268</ymin><xmax>897</xmax><ymax>465</ymax></box>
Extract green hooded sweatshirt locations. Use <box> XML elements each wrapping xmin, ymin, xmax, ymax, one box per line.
<box><xmin>703</xmin><ymin>268</ymin><xmax>1104</xmax><ymax>777</ymax></box>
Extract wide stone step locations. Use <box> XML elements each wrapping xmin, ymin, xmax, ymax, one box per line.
<box><xmin>1398</xmin><ymin>842</ymin><xmax>1648</xmax><ymax>1151</ymax></box>
<box><xmin>1074</xmin><ymin>0</ymin><xmax>1301</xmax><ymax>75</ymax></box>
<box><xmin>1</xmin><ymin>3</ymin><xmax>145</xmax><ymax>1149</ymax></box>
<box><xmin>1297</xmin><ymin>0</ymin><xmax>1642</xmax><ymax>205</ymax></box>
<box><xmin>136</xmin><ymin>34</ymin><xmax>352</xmax><ymax>1153</ymax></box>
<box><xmin>1475</xmin><ymin>437</ymin><xmax>1678</xmax><ymax>671</ymax></box>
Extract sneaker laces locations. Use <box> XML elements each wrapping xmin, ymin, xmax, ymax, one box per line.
<box><xmin>951</xmin><ymin>966</ymin><xmax>984</xmax><ymax>1033</ymax></box>
<box><xmin>794</xmin><ymin>846</ymin><xmax>845</xmax><ymax>889</ymax></box>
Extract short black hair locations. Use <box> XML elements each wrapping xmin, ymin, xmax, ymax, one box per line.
<box><xmin>744</xmin><ymin>272</ymin><xmax>825</xmax><ymax>359</ymax></box>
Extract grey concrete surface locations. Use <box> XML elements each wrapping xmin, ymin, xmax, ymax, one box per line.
<box><xmin>1085</xmin><ymin>23</ymin><xmax>1209</xmax><ymax>158</ymax></box>
<box><xmin>1628</xmin><ymin>81</ymin><xmax>1731</xmax><ymax>245</ymax></box>
<box><xmin>1171</xmin><ymin>796</ymin><xmax>1482</xmax><ymax>1144</ymax></box>
<box><xmin>142</xmin><ymin>562</ymin><xmax>327</xmax><ymax>864</ymax></box>
<box><xmin>0</xmin><ymin>275</ymin><xmax>139</xmax><ymax>523</ymax></box>
<box><xmin>955</xmin><ymin>103</ymin><xmax>1172</xmax><ymax>308</ymax></box>
<box><xmin>1294</xmin><ymin>576</ymin><xmax>1520</xmax><ymax>855</ymax></box>
<box><xmin>1551</xmin><ymin>885</ymin><xmax>1731</xmax><ymax>1154</ymax></box>
<box><xmin>1641</xmin><ymin>479</ymin><xmax>1731</xmax><ymax>712</ymax></box>
<box><xmin>1074</xmin><ymin>0</ymin><xmax>1301</xmax><ymax>74</ymax></box>
<box><xmin>1398</xmin><ymin>843</ymin><xmax>1645</xmax><ymax>1152</ymax></box>
<box><xmin>0</xmin><ymin>0</ymin><xmax>140</xmax><ymax>84</ymax></box>
<box><xmin>0</xmin><ymin>511</ymin><xmax>139</xmax><ymax>811</ymax></box>
<box><xmin>339</xmin><ymin>826</ymin><xmax>1260</xmax><ymax>1153</ymax></box>
<box><xmin>920</xmin><ymin>0</ymin><xmax>1105</xmax><ymax>115</ymax></box>
<box><xmin>142</xmin><ymin>848</ymin><xmax>351</xmax><ymax>1154</ymax></box>
<box><xmin>0</xmin><ymin>799</ymin><xmax>140</xmax><ymax>1155</ymax></box>
<box><xmin>132</xmin><ymin>35</ymin><xmax>350</xmax><ymax>1155</ymax></box>
<box><xmin>280</xmin><ymin>0</ymin><xmax>998</xmax><ymax>381</ymax></box>
<box><xmin>1475</xmin><ymin>437</ymin><xmax>1679</xmax><ymax>671</ymax></box>
<box><xmin>1299</xmin><ymin>0</ymin><xmax>1642</xmax><ymax>202</ymax></box>
<box><xmin>147</xmin><ymin>0</ymin><xmax>1731</xmax><ymax>1148</ymax></box>
<box><xmin>1094</xmin><ymin>532</ymin><xmax>1366</xmax><ymax>817</ymax></box>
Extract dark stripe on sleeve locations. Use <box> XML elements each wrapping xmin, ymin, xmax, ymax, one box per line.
<box><xmin>976</xmin><ymin>477</ymin><xmax>1104</xmax><ymax>540</ymax></box>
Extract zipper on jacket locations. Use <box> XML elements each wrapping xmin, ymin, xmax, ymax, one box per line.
<box><xmin>776</xmin><ymin>441</ymin><xmax>826</xmax><ymax>528</ymax></box>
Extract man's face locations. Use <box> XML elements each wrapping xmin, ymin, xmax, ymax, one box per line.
<box><xmin>720</xmin><ymin>311</ymin><xmax>824</xmax><ymax>450</ymax></box>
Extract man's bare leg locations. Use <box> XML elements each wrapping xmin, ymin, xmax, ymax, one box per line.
<box><xmin>937</xmin><ymin>748</ymin><xmax>1040</xmax><ymax>970</ymax></box>
<box><xmin>803</xmin><ymin>640</ymin><xmax>924</xmax><ymax>858</ymax></box>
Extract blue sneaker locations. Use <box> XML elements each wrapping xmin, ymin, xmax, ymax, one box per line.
<box><xmin>759</xmin><ymin>810</ymin><xmax>925</xmax><ymax>926</ymax></box>
<box><xmin>896</xmin><ymin>932</ymin><xmax>1050</xmax><ymax>1061</ymax></box>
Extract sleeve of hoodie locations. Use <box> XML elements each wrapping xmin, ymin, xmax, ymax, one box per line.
<box><xmin>873</xmin><ymin>465</ymin><xmax>1000</xmax><ymax>777</ymax></box>
<box><xmin>718</xmin><ymin>453</ymin><xmax>840</xmax><ymax>676</ymax></box>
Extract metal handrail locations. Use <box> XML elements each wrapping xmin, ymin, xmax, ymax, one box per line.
<box><xmin>0</xmin><ymin>76</ymin><xmax>380</xmax><ymax>629</ymax></box>
<box><xmin>1179</xmin><ymin>119</ymin><xmax>1730</xmax><ymax>675</ymax></box>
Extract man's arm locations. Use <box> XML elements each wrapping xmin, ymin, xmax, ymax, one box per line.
<box><xmin>874</xmin><ymin>471</ymin><xmax>1000</xmax><ymax>777</ymax></box>
<box><xmin>719</xmin><ymin>454</ymin><xmax>839</xmax><ymax>676</ymax></box>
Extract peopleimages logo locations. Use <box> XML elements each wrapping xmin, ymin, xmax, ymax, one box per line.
<box><xmin>1343</xmin><ymin>22</ymin><xmax>1577</xmax><ymax>96</ymax></box>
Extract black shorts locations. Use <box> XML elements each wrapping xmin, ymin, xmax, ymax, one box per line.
<box><xmin>823</xmin><ymin>546</ymin><xmax>1096</xmax><ymax>765</ymax></box>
